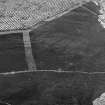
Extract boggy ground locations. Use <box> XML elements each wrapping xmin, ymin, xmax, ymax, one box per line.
<box><xmin>0</xmin><ymin>71</ymin><xmax>105</xmax><ymax>105</ymax></box>
<box><xmin>30</xmin><ymin>2</ymin><xmax>105</xmax><ymax>72</ymax></box>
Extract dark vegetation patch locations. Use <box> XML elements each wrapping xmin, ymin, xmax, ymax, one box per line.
<box><xmin>30</xmin><ymin>2</ymin><xmax>105</xmax><ymax>71</ymax></box>
<box><xmin>0</xmin><ymin>71</ymin><xmax>104</xmax><ymax>105</ymax></box>
<box><xmin>0</xmin><ymin>33</ymin><xmax>27</xmax><ymax>72</ymax></box>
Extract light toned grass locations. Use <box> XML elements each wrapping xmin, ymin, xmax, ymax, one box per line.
<box><xmin>0</xmin><ymin>0</ymin><xmax>91</xmax><ymax>31</ymax></box>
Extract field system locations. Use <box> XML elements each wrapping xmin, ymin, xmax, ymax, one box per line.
<box><xmin>0</xmin><ymin>0</ymin><xmax>94</xmax><ymax>32</ymax></box>
<box><xmin>0</xmin><ymin>0</ymin><xmax>94</xmax><ymax>72</ymax></box>
<box><xmin>0</xmin><ymin>0</ymin><xmax>104</xmax><ymax>73</ymax></box>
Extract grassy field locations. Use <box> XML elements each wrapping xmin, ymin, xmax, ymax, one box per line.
<box><xmin>0</xmin><ymin>71</ymin><xmax>104</xmax><ymax>105</ymax></box>
<box><xmin>0</xmin><ymin>0</ymin><xmax>91</xmax><ymax>31</ymax></box>
<box><xmin>30</xmin><ymin>1</ymin><xmax>103</xmax><ymax>72</ymax></box>
<box><xmin>0</xmin><ymin>1</ymin><xmax>104</xmax><ymax>105</ymax></box>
